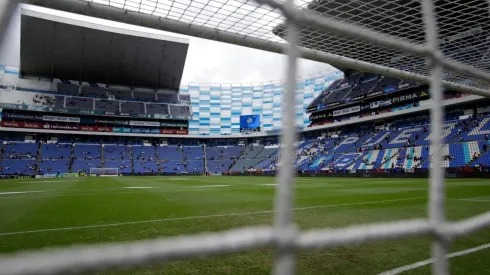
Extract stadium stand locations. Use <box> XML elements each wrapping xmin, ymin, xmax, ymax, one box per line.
<box><xmin>121</xmin><ymin>101</ymin><xmax>145</xmax><ymax>115</ymax></box>
<box><xmin>132</xmin><ymin>146</ymin><xmax>158</xmax><ymax>174</ymax></box>
<box><xmin>146</xmin><ymin>103</ymin><xmax>169</xmax><ymax>115</ymax></box>
<box><xmin>81</xmin><ymin>86</ymin><xmax>107</xmax><ymax>98</ymax></box>
<box><xmin>65</xmin><ymin>97</ymin><xmax>94</xmax><ymax>110</ymax></box>
<box><xmin>95</xmin><ymin>99</ymin><xmax>119</xmax><ymax>113</ymax></box>
<box><xmin>107</xmin><ymin>87</ymin><xmax>132</xmax><ymax>100</ymax></box>
<box><xmin>57</xmin><ymin>83</ymin><xmax>79</xmax><ymax>96</ymax></box>
<box><xmin>133</xmin><ymin>91</ymin><xmax>156</xmax><ymax>102</ymax></box>
<box><xmin>157</xmin><ymin>146</ymin><xmax>182</xmax><ymax>160</ymax></box>
<box><xmin>157</xmin><ymin>93</ymin><xmax>179</xmax><ymax>103</ymax></box>
<box><xmin>3</xmin><ymin>112</ymin><xmax>490</xmax><ymax>175</ymax></box>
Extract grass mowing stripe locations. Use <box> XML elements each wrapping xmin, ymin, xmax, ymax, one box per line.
<box><xmin>377</xmin><ymin>243</ymin><xmax>490</xmax><ymax>275</ymax></box>
<box><xmin>0</xmin><ymin>197</ymin><xmax>425</xmax><ymax>236</ymax></box>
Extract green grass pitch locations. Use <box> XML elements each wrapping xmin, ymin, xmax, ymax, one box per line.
<box><xmin>0</xmin><ymin>176</ymin><xmax>489</xmax><ymax>274</ymax></box>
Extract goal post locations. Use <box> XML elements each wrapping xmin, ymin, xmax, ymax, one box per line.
<box><xmin>89</xmin><ymin>168</ymin><xmax>119</xmax><ymax>177</ymax></box>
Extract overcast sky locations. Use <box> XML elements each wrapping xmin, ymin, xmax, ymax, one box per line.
<box><xmin>0</xmin><ymin>3</ymin><xmax>337</xmax><ymax>85</ymax></box>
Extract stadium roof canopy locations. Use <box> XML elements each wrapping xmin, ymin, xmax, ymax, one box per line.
<box><xmin>20</xmin><ymin>9</ymin><xmax>189</xmax><ymax>91</ymax></box>
<box><xmin>14</xmin><ymin>0</ymin><xmax>490</xmax><ymax>95</ymax></box>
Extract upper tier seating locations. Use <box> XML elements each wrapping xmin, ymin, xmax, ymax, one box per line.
<box><xmin>169</xmin><ymin>105</ymin><xmax>191</xmax><ymax>117</ymax></box>
<box><xmin>157</xmin><ymin>93</ymin><xmax>179</xmax><ymax>103</ymax></box>
<box><xmin>107</xmin><ymin>88</ymin><xmax>132</xmax><ymax>100</ymax></box>
<box><xmin>121</xmin><ymin>101</ymin><xmax>145</xmax><ymax>115</ymax></box>
<box><xmin>146</xmin><ymin>103</ymin><xmax>169</xmax><ymax>115</ymax></box>
<box><xmin>57</xmin><ymin>83</ymin><xmax>79</xmax><ymax>96</ymax></box>
<box><xmin>95</xmin><ymin>100</ymin><xmax>119</xmax><ymax>113</ymax></box>
<box><xmin>81</xmin><ymin>86</ymin><xmax>107</xmax><ymax>98</ymax></box>
<box><xmin>65</xmin><ymin>97</ymin><xmax>94</xmax><ymax>110</ymax></box>
<box><xmin>133</xmin><ymin>91</ymin><xmax>156</xmax><ymax>102</ymax></box>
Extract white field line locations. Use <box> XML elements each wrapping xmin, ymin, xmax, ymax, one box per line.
<box><xmin>0</xmin><ymin>197</ymin><xmax>425</xmax><ymax>236</ymax></box>
<box><xmin>17</xmin><ymin>180</ymin><xmax>82</xmax><ymax>183</ymax></box>
<box><xmin>0</xmin><ymin>191</ymin><xmax>44</xmax><ymax>195</ymax></box>
<box><xmin>121</xmin><ymin>187</ymin><xmax>158</xmax><ymax>189</ymax></box>
<box><xmin>377</xmin><ymin>243</ymin><xmax>490</xmax><ymax>275</ymax></box>
<box><xmin>193</xmin><ymin>185</ymin><xmax>231</xmax><ymax>188</ymax></box>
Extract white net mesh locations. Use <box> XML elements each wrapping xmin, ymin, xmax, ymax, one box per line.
<box><xmin>72</xmin><ymin>0</ymin><xmax>490</xmax><ymax>92</ymax></box>
<box><xmin>2</xmin><ymin>0</ymin><xmax>490</xmax><ymax>274</ymax></box>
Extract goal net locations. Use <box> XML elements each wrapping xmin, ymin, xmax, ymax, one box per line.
<box><xmin>89</xmin><ymin>168</ymin><xmax>119</xmax><ymax>177</ymax></box>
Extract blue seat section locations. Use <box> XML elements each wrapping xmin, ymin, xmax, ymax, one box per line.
<box><xmin>157</xmin><ymin>146</ymin><xmax>182</xmax><ymax>160</ymax></box>
<box><xmin>72</xmin><ymin>160</ymin><xmax>102</xmax><ymax>174</ymax></box>
<box><xmin>182</xmin><ymin>146</ymin><xmax>203</xmax><ymax>160</ymax></box>
<box><xmin>3</xmin><ymin>142</ymin><xmax>39</xmax><ymax>159</ymax></box>
<box><xmin>160</xmin><ymin>160</ymin><xmax>185</xmax><ymax>173</ymax></box>
<box><xmin>132</xmin><ymin>146</ymin><xmax>158</xmax><ymax>173</ymax></box>
<box><xmin>40</xmin><ymin>143</ymin><xmax>71</xmax><ymax>159</ymax></box>
<box><xmin>38</xmin><ymin>160</ymin><xmax>70</xmax><ymax>174</ymax></box>
<box><xmin>207</xmin><ymin>160</ymin><xmax>234</xmax><ymax>173</ymax></box>
<box><xmin>206</xmin><ymin>146</ymin><xmax>244</xmax><ymax>160</ymax></box>
<box><xmin>186</xmin><ymin>160</ymin><xmax>204</xmax><ymax>173</ymax></box>
<box><xmin>0</xmin><ymin>159</ymin><xmax>37</xmax><ymax>175</ymax></box>
<box><xmin>103</xmin><ymin>145</ymin><xmax>130</xmax><ymax>160</ymax></box>
<box><xmin>73</xmin><ymin>144</ymin><xmax>101</xmax><ymax>159</ymax></box>
<box><xmin>462</xmin><ymin>115</ymin><xmax>490</xmax><ymax>141</ymax></box>
<box><xmin>104</xmin><ymin>160</ymin><xmax>131</xmax><ymax>173</ymax></box>
<box><xmin>72</xmin><ymin>144</ymin><xmax>101</xmax><ymax>173</ymax></box>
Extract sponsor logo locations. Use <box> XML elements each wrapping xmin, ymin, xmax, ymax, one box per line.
<box><xmin>333</xmin><ymin>105</ymin><xmax>361</xmax><ymax>117</ymax></box>
<box><xmin>130</xmin><ymin>120</ymin><xmax>160</xmax><ymax>127</ymax></box>
<box><xmin>79</xmin><ymin>125</ymin><xmax>95</xmax><ymax>131</ymax></box>
<box><xmin>24</xmin><ymin>122</ymin><xmax>42</xmax><ymax>129</ymax></box>
<box><xmin>398</xmin><ymin>83</ymin><xmax>409</xmax><ymax>89</ymax></box>
<box><xmin>367</xmin><ymin>91</ymin><xmax>382</xmax><ymax>97</ymax></box>
<box><xmin>1</xmin><ymin>121</ymin><xmax>20</xmax><ymax>127</ymax></box>
<box><xmin>383</xmin><ymin>85</ymin><xmax>397</xmax><ymax>94</ymax></box>
<box><xmin>79</xmin><ymin>109</ymin><xmax>94</xmax><ymax>115</ymax></box>
<box><xmin>392</xmin><ymin>93</ymin><xmax>419</xmax><ymax>104</ymax></box>
<box><xmin>96</xmin><ymin>126</ymin><xmax>112</xmax><ymax>132</ymax></box>
<box><xmin>43</xmin><ymin>115</ymin><xmax>80</xmax><ymax>123</ymax></box>
<box><xmin>43</xmin><ymin>124</ymin><xmax>79</xmax><ymax>131</ymax></box>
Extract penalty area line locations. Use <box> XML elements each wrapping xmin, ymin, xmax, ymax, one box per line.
<box><xmin>377</xmin><ymin>243</ymin><xmax>490</xmax><ymax>275</ymax></box>
<box><xmin>0</xmin><ymin>197</ymin><xmax>425</xmax><ymax>236</ymax></box>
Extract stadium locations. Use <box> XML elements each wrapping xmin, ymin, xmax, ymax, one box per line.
<box><xmin>0</xmin><ymin>0</ymin><xmax>489</xmax><ymax>274</ymax></box>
